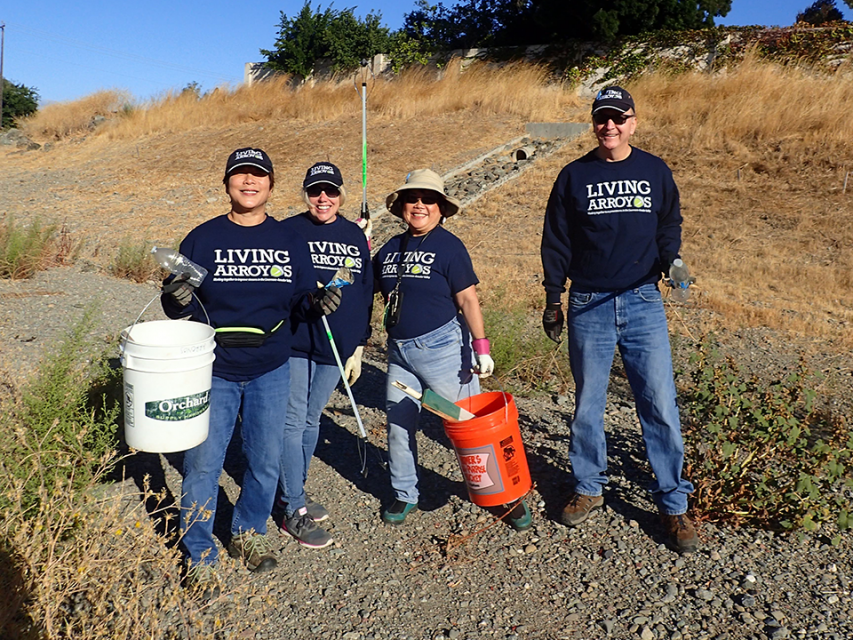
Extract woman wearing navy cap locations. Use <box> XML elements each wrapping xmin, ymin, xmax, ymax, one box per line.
<box><xmin>160</xmin><ymin>148</ymin><xmax>342</xmax><ymax>597</ymax></box>
<box><xmin>374</xmin><ymin>169</ymin><xmax>531</xmax><ymax>531</ymax></box>
<box><xmin>275</xmin><ymin>162</ymin><xmax>372</xmax><ymax>549</ymax></box>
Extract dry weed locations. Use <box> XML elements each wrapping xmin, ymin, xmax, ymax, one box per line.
<box><xmin>1</xmin><ymin>463</ymin><xmax>270</xmax><ymax>639</ymax></box>
<box><xmin>21</xmin><ymin>91</ymin><xmax>133</xmax><ymax>140</ymax></box>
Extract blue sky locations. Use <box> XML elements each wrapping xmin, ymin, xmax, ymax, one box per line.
<box><xmin>2</xmin><ymin>1</ymin><xmax>850</xmax><ymax>105</ymax></box>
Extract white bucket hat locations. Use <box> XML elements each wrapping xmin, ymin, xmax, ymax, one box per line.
<box><xmin>385</xmin><ymin>169</ymin><xmax>461</xmax><ymax>219</ymax></box>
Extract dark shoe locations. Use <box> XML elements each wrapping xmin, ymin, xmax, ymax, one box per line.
<box><xmin>661</xmin><ymin>513</ymin><xmax>700</xmax><ymax>554</ymax></box>
<box><xmin>560</xmin><ymin>492</ymin><xmax>604</xmax><ymax>527</ymax></box>
<box><xmin>507</xmin><ymin>499</ymin><xmax>533</xmax><ymax>532</ymax></box>
<box><xmin>228</xmin><ymin>532</ymin><xmax>277</xmax><ymax>572</ymax></box>
<box><xmin>184</xmin><ymin>563</ymin><xmax>221</xmax><ymax>601</ymax></box>
<box><xmin>282</xmin><ymin>507</ymin><xmax>334</xmax><ymax>549</ymax></box>
<box><xmin>381</xmin><ymin>499</ymin><xmax>418</xmax><ymax>525</ymax></box>
<box><xmin>277</xmin><ymin>494</ymin><xmax>329</xmax><ymax>522</ymax></box>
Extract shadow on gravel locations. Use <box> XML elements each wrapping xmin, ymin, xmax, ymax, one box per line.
<box><xmin>314</xmin><ymin>399</ymin><xmax>468</xmax><ymax>513</ymax></box>
<box><xmin>113</xmin><ymin>418</ymin><xmax>244</xmax><ymax>554</ymax></box>
<box><xmin>516</xmin><ymin>383</ymin><xmax>674</xmax><ymax>546</ymax></box>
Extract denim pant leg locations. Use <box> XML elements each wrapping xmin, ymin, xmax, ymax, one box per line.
<box><xmin>279</xmin><ymin>357</ymin><xmax>340</xmax><ymax>516</ymax></box>
<box><xmin>568</xmin><ymin>291</ymin><xmax>618</xmax><ymax>497</ymax></box>
<box><xmin>617</xmin><ymin>285</ymin><xmax>694</xmax><ymax>514</ymax></box>
<box><xmin>386</xmin><ymin>317</ymin><xmax>479</xmax><ymax>504</ymax></box>
<box><xmin>181</xmin><ymin>375</ymin><xmax>241</xmax><ymax>566</ymax></box>
<box><xmin>231</xmin><ymin>360</ymin><xmax>290</xmax><ymax>536</ymax></box>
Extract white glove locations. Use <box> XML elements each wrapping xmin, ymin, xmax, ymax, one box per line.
<box><xmin>344</xmin><ymin>346</ymin><xmax>364</xmax><ymax>385</ymax></box>
<box><xmin>356</xmin><ymin>218</ymin><xmax>373</xmax><ymax>242</ymax></box>
<box><xmin>475</xmin><ymin>353</ymin><xmax>495</xmax><ymax>378</ymax></box>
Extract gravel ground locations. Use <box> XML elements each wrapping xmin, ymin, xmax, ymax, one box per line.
<box><xmin>1</xmin><ymin>264</ymin><xmax>851</xmax><ymax>640</ymax></box>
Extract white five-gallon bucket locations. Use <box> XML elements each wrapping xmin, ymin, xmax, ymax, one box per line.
<box><xmin>120</xmin><ymin>320</ymin><xmax>216</xmax><ymax>453</ymax></box>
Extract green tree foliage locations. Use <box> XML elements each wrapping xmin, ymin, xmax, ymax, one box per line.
<box><xmin>797</xmin><ymin>0</ymin><xmax>845</xmax><ymax>24</ymax></box>
<box><xmin>1</xmin><ymin>79</ymin><xmax>39</xmax><ymax>129</ymax></box>
<box><xmin>402</xmin><ymin>0</ymin><xmax>733</xmax><ymax>47</ymax></box>
<box><xmin>260</xmin><ymin>1</ymin><xmax>390</xmax><ymax>78</ymax></box>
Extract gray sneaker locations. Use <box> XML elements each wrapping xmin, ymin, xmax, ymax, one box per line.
<box><xmin>276</xmin><ymin>494</ymin><xmax>329</xmax><ymax>522</ymax></box>
<box><xmin>283</xmin><ymin>507</ymin><xmax>334</xmax><ymax>549</ymax></box>
<box><xmin>227</xmin><ymin>532</ymin><xmax>277</xmax><ymax>572</ymax></box>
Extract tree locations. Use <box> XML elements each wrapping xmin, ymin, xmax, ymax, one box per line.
<box><xmin>260</xmin><ymin>1</ymin><xmax>390</xmax><ymax>78</ymax></box>
<box><xmin>2</xmin><ymin>79</ymin><xmax>39</xmax><ymax>129</ymax></box>
<box><xmin>796</xmin><ymin>0</ymin><xmax>844</xmax><ymax>24</ymax></box>
<box><xmin>402</xmin><ymin>0</ymin><xmax>733</xmax><ymax>48</ymax></box>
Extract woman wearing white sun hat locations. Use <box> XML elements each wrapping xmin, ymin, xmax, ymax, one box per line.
<box><xmin>373</xmin><ymin>169</ymin><xmax>531</xmax><ymax>531</ymax></box>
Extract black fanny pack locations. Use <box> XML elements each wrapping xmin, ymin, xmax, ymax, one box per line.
<box><xmin>214</xmin><ymin>320</ymin><xmax>284</xmax><ymax>348</ymax></box>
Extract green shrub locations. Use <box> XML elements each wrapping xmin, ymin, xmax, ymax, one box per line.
<box><xmin>0</xmin><ymin>305</ymin><xmax>121</xmax><ymax>518</ymax></box>
<box><xmin>0</xmin><ymin>217</ymin><xmax>59</xmax><ymax>279</ymax></box>
<box><xmin>483</xmin><ymin>293</ymin><xmax>572</xmax><ymax>396</ymax></box>
<box><xmin>109</xmin><ymin>238</ymin><xmax>163</xmax><ymax>283</ymax></box>
<box><xmin>681</xmin><ymin>341</ymin><xmax>853</xmax><ymax>541</ymax></box>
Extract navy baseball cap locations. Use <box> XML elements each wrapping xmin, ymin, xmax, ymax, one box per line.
<box><xmin>592</xmin><ymin>86</ymin><xmax>635</xmax><ymax>114</ymax></box>
<box><xmin>303</xmin><ymin>162</ymin><xmax>344</xmax><ymax>189</ymax></box>
<box><xmin>224</xmin><ymin>147</ymin><xmax>274</xmax><ymax>178</ymax></box>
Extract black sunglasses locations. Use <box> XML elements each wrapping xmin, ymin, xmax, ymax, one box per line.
<box><xmin>306</xmin><ymin>185</ymin><xmax>340</xmax><ymax>198</ymax></box>
<box><xmin>403</xmin><ymin>194</ymin><xmax>440</xmax><ymax>205</ymax></box>
<box><xmin>593</xmin><ymin>112</ymin><xmax>635</xmax><ymax>125</ymax></box>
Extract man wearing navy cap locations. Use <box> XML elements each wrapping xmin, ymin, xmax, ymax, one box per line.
<box><xmin>540</xmin><ymin>86</ymin><xmax>699</xmax><ymax>554</ymax></box>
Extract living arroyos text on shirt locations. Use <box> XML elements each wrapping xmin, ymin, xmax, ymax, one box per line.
<box><xmin>211</xmin><ymin>248</ymin><xmax>293</xmax><ymax>280</ymax></box>
<box><xmin>307</xmin><ymin>240</ymin><xmax>364</xmax><ymax>272</ymax></box>
<box><xmin>380</xmin><ymin>250</ymin><xmax>436</xmax><ymax>278</ymax></box>
<box><xmin>586</xmin><ymin>179</ymin><xmax>652</xmax><ymax>215</ymax></box>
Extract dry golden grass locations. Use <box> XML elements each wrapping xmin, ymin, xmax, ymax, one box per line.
<box><xmin>20</xmin><ymin>60</ymin><xmax>577</xmax><ymax>144</ymax></box>
<box><xmin>22</xmin><ymin>90</ymin><xmax>133</xmax><ymax>140</ymax></box>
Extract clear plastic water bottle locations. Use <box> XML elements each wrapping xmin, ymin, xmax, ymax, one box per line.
<box><xmin>669</xmin><ymin>258</ymin><xmax>691</xmax><ymax>302</ymax></box>
<box><xmin>151</xmin><ymin>247</ymin><xmax>208</xmax><ymax>287</ymax></box>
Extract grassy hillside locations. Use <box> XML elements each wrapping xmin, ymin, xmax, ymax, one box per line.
<box><xmin>3</xmin><ymin>55</ymin><xmax>852</xmax><ymax>351</ymax></box>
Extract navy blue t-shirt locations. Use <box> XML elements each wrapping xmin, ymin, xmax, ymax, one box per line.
<box><xmin>374</xmin><ymin>226</ymin><xmax>478</xmax><ymax>340</ymax></box>
<box><xmin>541</xmin><ymin>147</ymin><xmax>682</xmax><ymax>303</ymax></box>
<box><xmin>280</xmin><ymin>212</ymin><xmax>373</xmax><ymax>365</ymax></box>
<box><xmin>161</xmin><ymin>214</ymin><xmax>316</xmax><ymax>381</ymax></box>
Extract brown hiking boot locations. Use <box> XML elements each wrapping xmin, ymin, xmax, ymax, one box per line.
<box><xmin>661</xmin><ymin>513</ymin><xmax>700</xmax><ymax>554</ymax></box>
<box><xmin>184</xmin><ymin>563</ymin><xmax>221</xmax><ymax>601</ymax></box>
<box><xmin>560</xmin><ymin>492</ymin><xmax>604</xmax><ymax>527</ymax></box>
<box><xmin>227</xmin><ymin>532</ymin><xmax>277</xmax><ymax>572</ymax></box>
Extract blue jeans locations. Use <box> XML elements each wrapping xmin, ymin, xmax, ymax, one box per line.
<box><xmin>386</xmin><ymin>316</ymin><xmax>480</xmax><ymax>504</ymax></box>
<box><xmin>278</xmin><ymin>356</ymin><xmax>341</xmax><ymax>516</ymax></box>
<box><xmin>567</xmin><ymin>284</ymin><xmax>694</xmax><ymax>515</ymax></box>
<box><xmin>181</xmin><ymin>360</ymin><xmax>290</xmax><ymax>566</ymax></box>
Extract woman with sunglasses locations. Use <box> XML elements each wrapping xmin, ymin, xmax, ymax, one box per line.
<box><xmin>275</xmin><ymin>162</ymin><xmax>373</xmax><ymax>549</ymax></box>
<box><xmin>373</xmin><ymin>169</ymin><xmax>531</xmax><ymax>531</ymax></box>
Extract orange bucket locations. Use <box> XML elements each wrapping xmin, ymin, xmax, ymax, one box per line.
<box><xmin>443</xmin><ymin>391</ymin><xmax>532</xmax><ymax>507</ymax></box>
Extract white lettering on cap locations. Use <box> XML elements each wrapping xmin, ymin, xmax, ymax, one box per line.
<box><xmin>599</xmin><ymin>89</ymin><xmax>623</xmax><ymax>100</ymax></box>
<box><xmin>309</xmin><ymin>165</ymin><xmax>335</xmax><ymax>176</ymax></box>
<box><xmin>235</xmin><ymin>150</ymin><xmax>264</xmax><ymax>160</ymax></box>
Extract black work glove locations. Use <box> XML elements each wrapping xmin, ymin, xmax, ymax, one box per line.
<box><xmin>311</xmin><ymin>285</ymin><xmax>342</xmax><ymax>316</ymax></box>
<box><xmin>162</xmin><ymin>274</ymin><xmax>195</xmax><ymax>307</ymax></box>
<box><xmin>542</xmin><ymin>302</ymin><xmax>564</xmax><ymax>343</ymax></box>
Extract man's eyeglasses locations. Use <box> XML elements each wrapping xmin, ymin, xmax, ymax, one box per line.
<box><xmin>593</xmin><ymin>112</ymin><xmax>635</xmax><ymax>126</ymax></box>
<box><xmin>306</xmin><ymin>185</ymin><xmax>340</xmax><ymax>198</ymax></box>
<box><xmin>404</xmin><ymin>193</ymin><xmax>440</xmax><ymax>206</ymax></box>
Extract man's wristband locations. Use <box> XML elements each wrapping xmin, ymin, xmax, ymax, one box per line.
<box><xmin>472</xmin><ymin>338</ymin><xmax>490</xmax><ymax>356</ymax></box>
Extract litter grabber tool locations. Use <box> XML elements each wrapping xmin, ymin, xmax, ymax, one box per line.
<box><xmin>318</xmin><ymin>267</ymin><xmax>373</xmax><ymax>475</ymax></box>
<box><xmin>391</xmin><ymin>381</ymin><xmax>476</xmax><ymax>422</ymax></box>
<box><xmin>353</xmin><ymin>59</ymin><xmax>375</xmax><ymax>248</ymax></box>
